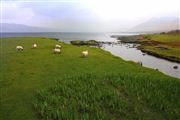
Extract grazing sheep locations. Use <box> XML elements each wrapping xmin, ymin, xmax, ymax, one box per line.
<box><xmin>55</xmin><ymin>44</ymin><xmax>61</xmax><ymax>49</ymax></box>
<box><xmin>53</xmin><ymin>48</ymin><xmax>61</xmax><ymax>54</ymax></box>
<box><xmin>81</xmin><ymin>50</ymin><xmax>88</xmax><ymax>57</ymax></box>
<box><xmin>16</xmin><ymin>46</ymin><xmax>23</xmax><ymax>51</ymax></box>
<box><xmin>32</xmin><ymin>44</ymin><xmax>37</xmax><ymax>48</ymax></box>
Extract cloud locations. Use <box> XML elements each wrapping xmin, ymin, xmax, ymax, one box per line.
<box><xmin>81</xmin><ymin>0</ymin><xmax>180</xmax><ymax>20</ymax></box>
<box><xmin>1</xmin><ymin>1</ymin><xmax>52</xmax><ymax>27</ymax></box>
<box><xmin>1</xmin><ymin>2</ymin><xmax>34</xmax><ymax>20</ymax></box>
<box><xmin>1</xmin><ymin>0</ymin><xmax>179</xmax><ymax>32</ymax></box>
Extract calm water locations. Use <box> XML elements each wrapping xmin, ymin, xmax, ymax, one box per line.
<box><xmin>1</xmin><ymin>32</ymin><xmax>138</xmax><ymax>42</ymax></box>
<box><xmin>1</xmin><ymin>32</ymin><xmax>180</xmax><ymax>78</ymax></box>
<box><xmin>102</xmin><ymin>43</ymin><xmax>180</xmax><ymax>78</ymax></box>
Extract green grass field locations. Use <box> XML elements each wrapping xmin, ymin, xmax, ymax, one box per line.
<box><xmin>0</xmin><ymin>37</ymin><xmax>180</xmax><ymax>120</ymax></box>
<box><xmin>140</xmin><ymin>34</ymin><xmax>180</xmax><ymax>62</ymax></box>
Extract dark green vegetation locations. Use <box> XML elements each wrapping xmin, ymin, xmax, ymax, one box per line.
<box><xmin>118</xmin><ymin>34</ymin><xmax>180</xmax><ymax>62</ymax></box>
<box><xmin>0</xmin><ymin>37</ymin><xmax>180</xmax><ymax>120</ymax></box>
<box><xmin>118</xmin><ymin>36</ymin><xmax>142</xmax><ymax>43</ymax></box>
<box><xmin>70</xmin><ymin>40</ymin><xmax>99</xmax><ymax>46</ymax></box>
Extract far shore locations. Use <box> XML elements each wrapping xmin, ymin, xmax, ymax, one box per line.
<box><xmin>116</xmin><ymin>33</ymin><xmax>180</xmax><ymax>63</ymax></box>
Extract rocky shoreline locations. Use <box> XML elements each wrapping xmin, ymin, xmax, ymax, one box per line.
<box><xmin>115</xmin><ymin>34</ymin><xmax>180</xmax><ymax>63</ymax></box>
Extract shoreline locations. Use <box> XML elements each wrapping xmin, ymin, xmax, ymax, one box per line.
<box><xmin>139</xmin><ymin>47</ymin><xmax>180</xmax><ymax>63</ymax></box>
<box><xmin>117</xmin><ymin>34</ymin><xmax>180</xmax><ymax>63</ymax></box>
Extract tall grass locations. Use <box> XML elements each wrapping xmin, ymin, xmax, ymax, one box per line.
<box><xmin>34</xmin><ymin>73</ymin><xmax>180</xmax><ymax>120</ymax></box>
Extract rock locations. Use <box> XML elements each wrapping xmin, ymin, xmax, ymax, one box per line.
<box><xmin>157</xmin><ymin>47</ymin><xmax>168</xmax><ymax>50</ymax></box>
<box><xmin>70</xmin><ymin>40</ymin><xmax>99</xmax><ymax>46</ymax></box>
<box><xmin>137</xmin><ymin>61</ymin><xmax>143</xmax><ymax>66</ymax></box>
<box><xmin>155</xmin><ymin>68</ymin><xmax>159</xmax><ymax>71</ymax></box>
<box><xmin>173</xmin><ymin>66</ymin><xmax>178</xmax><ymax>69</ymax></box>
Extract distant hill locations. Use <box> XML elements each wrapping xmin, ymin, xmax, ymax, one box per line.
<box><xmin>0</xmin><ymin>23</ymin><xmax>55</xmax><ymax>32</ymax></box>
<box><xmin>129</xmin><ymin>17</ymin><xmax>179</xmax><ymax>32</ymax></box>
<box><xmin>166</xmin><ymin>29</ymin><xmax>180</xmax><ymax>34</ymax></box>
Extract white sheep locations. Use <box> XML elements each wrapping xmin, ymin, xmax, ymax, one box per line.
<box><xmin>16</xmin><ymin>46</ymin><xmax>23</xmax><ymax>51</ymax></box>
<box><xmin>55</xmin><ymin>44</ymin><xmax>61</xmax><ymax>49</ymax></box>
<box><xmin>32</xmin><ymin>44</ymin><xmax>37</xmax><ymax>48</ymax></box>
<box><xmin>81</xmin><ymin>50</ymin><xmax>88</xmax><ymax>57</ymax></box>
<box><xmin>53</xmin><ymin>48</ymin><xmax>61</xmax><ymax>54</ymax></box>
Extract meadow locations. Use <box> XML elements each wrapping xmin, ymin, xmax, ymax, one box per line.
<box><xmin>0</xmin><ymin>37</ymin><xmax>180</xmax><ymax>120</ymax></box>
<box><xmin>139</xmin><ymin>34</ymin><xmax>180</xmax><ymax>62</ymax></box>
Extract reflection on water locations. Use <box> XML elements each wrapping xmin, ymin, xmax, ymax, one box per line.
<box><xmin>101</xmin><ymin>43</ymin><xmax>180</xmax><ymax>78</ymax></box>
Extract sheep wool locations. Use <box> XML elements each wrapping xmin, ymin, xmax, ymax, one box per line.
<box><xmin>55</xmin><ymin>44</ymin><xmax>61</xmax><ymax>49</ymax></box>
<box><xmin>16</xmin><ymin>46</ymin><xmax>23</xmax><ymax>51</ymax></box>
<box><xmin>32</xmin><ymin>44</ymin><xmax>37</xmax><ymax>48</ymax></box>
<box><xmin>82</xmin><ymin>50</ymin><xmax>88</xmax><ymax>57</ymax></box>
<box><xmin>53</xmin><ymin>48</ymin><xmax>61</xmax><ymax>54</ymax></box>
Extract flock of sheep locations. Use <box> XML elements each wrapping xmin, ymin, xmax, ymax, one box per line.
<box><xmin>16</xmin><ymin>44</ymin><xmax>89</xmax><ymax>57</ymax></box>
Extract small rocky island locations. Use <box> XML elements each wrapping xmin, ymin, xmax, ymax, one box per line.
<box><xmin>70</xmin><ymin>40</ymin><xmax>99</xmax><ymax>46</ymax></box>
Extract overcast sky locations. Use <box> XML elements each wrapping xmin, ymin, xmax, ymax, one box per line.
<box><xmin>1</xmin><ymin>0</ymin><xmax>179</xmax><ymax>32</ymax></box>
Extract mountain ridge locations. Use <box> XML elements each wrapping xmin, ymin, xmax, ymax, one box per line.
<box><xmin>129</xmin><ymin>17</ymin><xmax>179</xmax><ymax>32</ymax></box>
<box><xmin>0</xmin><ymin>23</ymin><xmax>55</xmax><ymax>32</ymax></box>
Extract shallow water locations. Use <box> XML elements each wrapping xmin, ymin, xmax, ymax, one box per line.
<box><xmin>1</xmin><ymin>32</ymin><xmax>180</xmax><ymax>78</ymax></box>
<box><xmin>101</xmin><ymin>43</ymin><xmax>180</xmax><ymax>78</ymax></box>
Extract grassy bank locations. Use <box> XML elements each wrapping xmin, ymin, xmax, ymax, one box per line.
<box><xmin>139</xmin><ymin>34</ymin><xmax>180</xmax><ymax>62</ymax></box>
<box><xmin>0</xmin><ymin>37</ymin><xmax>180</xmax><ymax>120</ymax></box>
<box><xmin>118</xmin><ymin>34</ymin><xmax>180</xmax><ymax>62</ymax></box>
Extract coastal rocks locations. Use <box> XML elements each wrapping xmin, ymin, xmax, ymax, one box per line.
<box><xmin>173</xmin><ymin>66</ymin><xmax>178</xmax><ymax>69</ymax></box>
<box><xmin>70</xmin><ymin>40</ymin><xmax>99</xmax><ymax>46</ymax></box>
<box><xmin>156</xmin><ymin>46</ymin><xmax>169</xmax><ymax>50</ymax></box>
<box><xmin>110</xmin><ymin>35</ymin><xmax>120</xmax><ymax>38</ymax></box>
<box><xmin>142</xmin><ymin>53</ymin><xmax>146</xmax><ymax>56</ymax></box>
<box><xmin>99</xmin><ymin>41</ymin><xmax>114</xmax><ymax>45</ymax></box>
<box><xmin>70</xmin><ymin>40</ymin><xmax>121</xmax><ymax>47</ymax></box>
<box><xmin>117</xmin><ymin>35</ymin><xmax>143</xmax><ymax>43</ymax></box>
